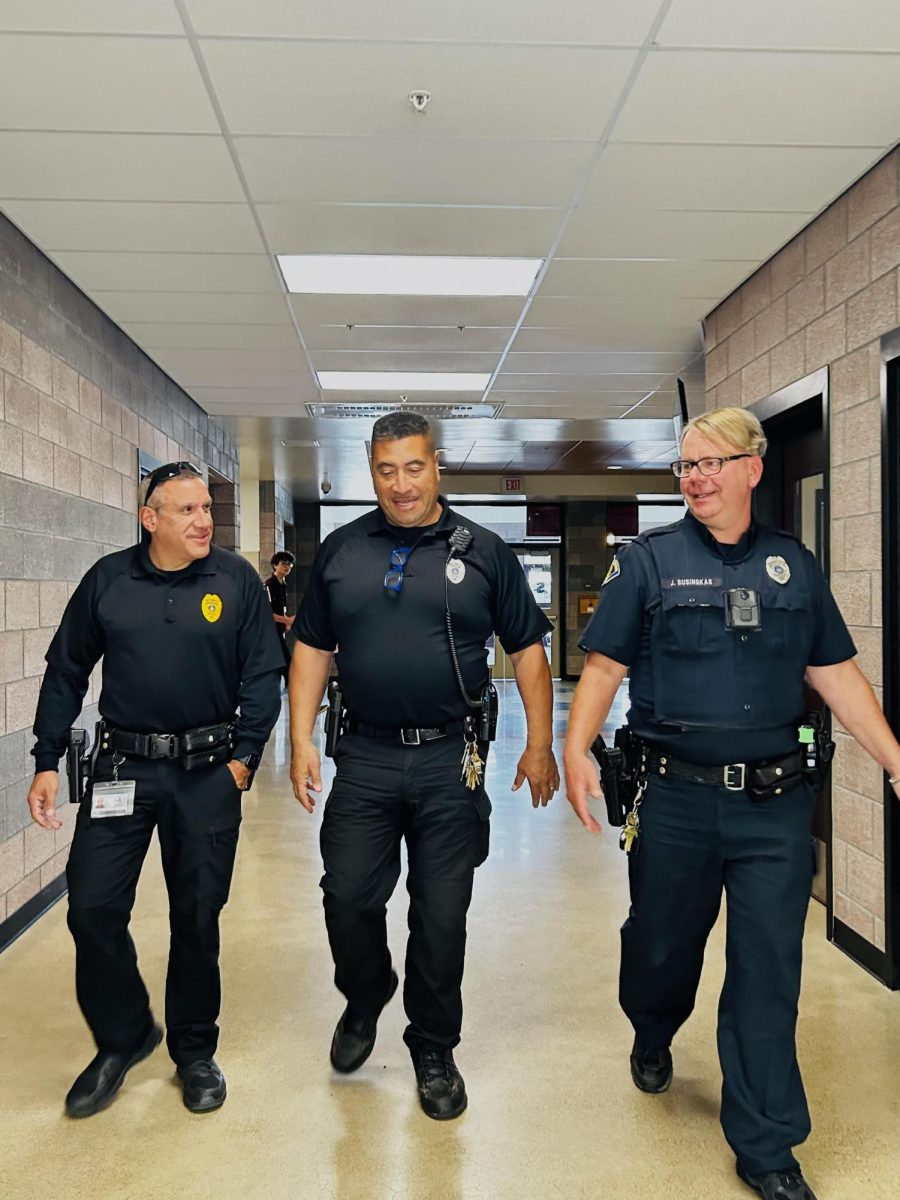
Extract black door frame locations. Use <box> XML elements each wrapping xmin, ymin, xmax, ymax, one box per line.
<box><xmin>879</xmin><ymin>330</ymin><xmax>900</xmax><ymax>989</ymax></box>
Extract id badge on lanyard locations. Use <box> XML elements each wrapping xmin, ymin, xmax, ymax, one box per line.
<box><xmin>90</xmin><ymin>752</ymin><xmax>136</xmax><ymax>818</ymax></box>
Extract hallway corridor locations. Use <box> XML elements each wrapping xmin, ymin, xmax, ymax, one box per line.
<box><xmin>0</xmin><ymin>685</ymin><xmax>897</xmax><ymax>1200</ymax></box>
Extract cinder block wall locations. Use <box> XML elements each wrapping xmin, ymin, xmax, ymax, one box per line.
<box><xmin>705</xmin><ymin>148</ymin><xmax>900</xmax><ymax>952</ymax></box>
<box><xmin>0</xmin><ymin>212</ymin><xmax>238</xmax><ymax>935</ymax></box>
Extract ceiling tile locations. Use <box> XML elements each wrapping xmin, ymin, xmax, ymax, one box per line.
<box><xmin>0</xmin><ymin>35</ymin><xmax>218</xmax><ymax>132</ymax></box>
<box><xmin>0</xmin><ymin>200</ymin><xmax>263</xmax><ymax>253</ymax></box>
<box><xmin>616</xmin><ymin>49</ymin><xmax>900</xmax><ymax>146</ymax></box>
<box><xmin>121</xmin><ymin>323</ymin><xmax>297</xmax><ymax>350</ymax></box>
<box><xmin>0</xmin><ymin>1</ymin><xmax>183</xmax><ymax>33</ymax></box>
<box><xmin>540</xmin><ymin>258</ymin><xmax>758</xmax><ymax>298</ymax></box>
<box><xmin>303</xmin><ymin>326</ymin><xmax>513</xmax><ymax>353</ymax></box>
<box><xmin>503</xmin><ymin>351</ymin><xmax>682</xmax><ymax>374</ymax></box>
<box><xmin>310</xmin><ymin>351</ymin><xmax>500</xmax><ymax>373</ymax></box>
<box><xmin>50</xmin><ymin>251</ymin><xmax>278</xmax><ymax>293</ymax></box>
<box><xmin>237</xmin><ymin>136</ymin><xmax>596</xmax><ymax>206</ymax></box>
<box><xmin>581</xmin><ymin>142</ymin><xmax>885</xmax><ymax>211</ymax></box>
<box><xmin>187</xmin><ymin>0</ymin><xmax>659</xmax><ymax>43</ymax></box>
<box><xmin>0</xmin><ymin>132</ymin><xmax>244</xmax><ymax>201</ymax></box>
<box><xmin>204</xmin><ymin>41</ymin><xmax>637</xmax><ymax>138</ymax></box>
<box><xmin>658</xmin><ymin>0</ymin><xmax>900</xmax><ymax>51</ymax></box>
<box><xmin>290</xmin><ymin>294</ymin><xmax>525</xmax><ymax>327</ymax></box>
<box><xmin>257</xmin><ymin>203</ymin><xmax>562</xmax><ymax>257</ymax></box>
<box><xmin>92</xmin><ymin>291</ymin><xmax>292</xmax><ymax>324</ymax></box>
<box><xmin>558</xmin><ymin>208</ymin><xmax>812</xmax><ymax>260</ymax></box>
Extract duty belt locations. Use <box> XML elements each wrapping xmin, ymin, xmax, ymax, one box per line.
<box><xmin>344</xmin><ymin>716</ymin><xmax>470</xmax><ymax>746</ymax></box>
<box><xmin>645</xmin><ymin>747</ymin><xmax>804</xmax><ymax>796</ymax></box>
<box><xmin>99</xmin><ymin>721</ymin><xmax>233</xmax><ymax>761</ymax></box>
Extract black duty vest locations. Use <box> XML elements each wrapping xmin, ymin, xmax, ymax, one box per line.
<box><xmin>633</xmin><ymin>520</ymin><xmax>814</xmax><ymax>732</ymax></box>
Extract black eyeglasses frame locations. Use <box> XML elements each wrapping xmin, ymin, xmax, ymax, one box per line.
<box><xmin>670</xmin><ymin>453</ymin><xmax>752</xmax><ymax>479</ymax></box>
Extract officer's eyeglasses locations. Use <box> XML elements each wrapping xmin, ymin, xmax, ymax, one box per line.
<box><xmin>384</xmin><ymin>546</ymin><xmax>411</xmax><ymax>593</ymax></box>
<box><xmin>670</xmin><ymin>454</ymin><xmax>751</xmax><ymax>479</ymax></box>
<box><xmin>143</xmin><ymin>461</ymin><xmax>202</xmax><ymax>503</ymax></box>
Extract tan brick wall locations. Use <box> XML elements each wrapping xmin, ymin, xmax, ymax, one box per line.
<box><xmin>0</xmin><ymin>212</ymin><xmax>239</xmax><ymax>933</ymax></box>
<box><xmin>705</xmin><ymin>148</ymin><xmax>900</xmax><ymax>951</ymax></box>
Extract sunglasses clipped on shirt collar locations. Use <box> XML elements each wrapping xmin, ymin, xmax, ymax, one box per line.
<box><xmin>384</xmin><ymin>546</ymin><xmax>411</xmax><ymax>592</ymax></box>
<box><xmin>143</xmin><ymin>461</ymin><xmax>203</xmax><ymax>504</ymax></box>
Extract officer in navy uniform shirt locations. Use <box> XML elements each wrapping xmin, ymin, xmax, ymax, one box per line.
<box><xmin>289</xmin><ymin>411</ymin><xmax>558</xmax><ymax>1122</ymax></box>
<box><xmin>28</xmin><ymin>462</ymin><xmax>283</xmax><ymax>1120</ymax></box>
<box><xmin>564</xmin><ymin>408</ymin><xmax>900</xmax><ymax>1200</ymax></box>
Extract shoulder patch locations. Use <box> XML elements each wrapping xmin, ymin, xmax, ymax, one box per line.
<box><xmin>602</xmin><ymin>556</ymin><xmax>621</xmax><ymax>587</ymax></box>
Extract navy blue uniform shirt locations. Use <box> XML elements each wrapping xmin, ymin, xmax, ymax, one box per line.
<box><xmin>32</xmin><ymin>543</ymin><xmax>284</xmax><ymax>772</ymax></box>
<box><xmin>293</xmin><ymin>499</ymin><xmax>552</xmax><ymax>728</ymax></box>
<box><xmin>580</xmin><ymin>512</ymin><xmax>855</xmax><ymax>764</ymax></box>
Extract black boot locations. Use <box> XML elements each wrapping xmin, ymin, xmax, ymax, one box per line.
<box><xmin>738</xmin><ymin>1165</ymin><xmax>817</xmax><ymax>1200</ymax></box>
<box><xmin>409</xmin><ymin>1043</ymin><xmax>467</xmax><ymax>1121</ymax></box>
<box><xmin>176</xmin><ymin>1059</ymin><xmax>227</xmax><ymax>1113</ymax></box>
<box><xmin>629</xmin><ymin>1039</ymin><xmax>673</xmax><ymax>1093</ymax></box>
<box><xmin>65</xmin><ymin>1023</ymin><xmax>162</xmax><ymax>1118</ymax></box>
<box><xmin>330</xmin><ymin>970</ymin><xmax>399</xmax><ymax>1074</ymax></box>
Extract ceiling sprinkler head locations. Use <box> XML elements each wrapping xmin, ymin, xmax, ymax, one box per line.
<box><xmin>409</xmin><ymin>90</ymin><xmax>430</xmax><ymax>114</ymax></box>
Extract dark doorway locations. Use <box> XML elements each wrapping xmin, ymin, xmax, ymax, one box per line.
<box><xmin>751</xmin><ymin>382</ymin><xmax>830</xmax><ymax>906</ymax></box>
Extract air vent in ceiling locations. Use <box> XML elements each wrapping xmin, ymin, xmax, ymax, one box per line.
<box><xmin>306</xmin><ymin>402</ymin><xmax>504</xmax><ymax>419</ymax></box>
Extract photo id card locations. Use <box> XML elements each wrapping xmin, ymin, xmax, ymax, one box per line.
<box><xmin>91</xmin><ymin>780</ymin><xmax>136</xmax><ymax>818</ymax></box>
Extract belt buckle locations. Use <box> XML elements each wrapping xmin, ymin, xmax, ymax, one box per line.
<box><xmin>724</xmin><ymin>763</ymin><xmax>746</xmax><ymax>791</ymax></box>
<box><xmin>150</xmin><ymin>733</ymin><xmax>178</xmax><ymax>759</ymax></box>
<box><xmin>400</xmin><ymin>728</ymin><xmax>421</xmax><ymax>746</ymax></box>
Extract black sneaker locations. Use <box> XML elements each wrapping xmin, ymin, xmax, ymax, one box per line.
<box><xmin>176</xmin><ymin>1058</ymin><xmax>227</xmax><ymax>1113</ymax></box>
<box><xmin>65</xmin><ymin>1023</ymin><xmax>163</xmax><ymax>1119</ymax></box>
<box><xmin>737</xmin><ymin>1165</ymin><xmax>817</xmax><ymax>1200</ymax></box>
<box><xmin>629</xmin><ymin>1039</ymin><xmax>673</xmax><ymax>1093</ymax></box>
<box><xmin>409</xmin><ymin>1044</ymin><xmax>467</xmax><ymax>1121</ymax></box>
<box><xmin>330</xmin><ymin>970</ymin><xmax>399</xmax><ymax>1074</ymax></box>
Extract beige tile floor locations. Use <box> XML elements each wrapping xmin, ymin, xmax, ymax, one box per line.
<box><xmin>0</xmin><ymin>684</ymin><xmax>898</xmax><ymax>1200</ymax></box>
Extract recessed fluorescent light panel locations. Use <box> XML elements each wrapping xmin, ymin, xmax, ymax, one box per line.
<box><xmin>277</xmin><ymin>255</ymin><xmax>542</xmax><ymax>297</ymax></box>
<box><xmin>317</xmin><ymin>371</ymin><xmax>490</xmax><ymax>392</ymax></box>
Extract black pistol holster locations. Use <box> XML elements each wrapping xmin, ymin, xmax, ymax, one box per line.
<box><xmin>66</xmin><ymin>726</ymin><xmax>94</xmax><ymax>803</ymax></box>
<box><xmin>324</xmin><ymin>678</ymin><xmax>344</xmax><ymax>759</ymax></box>
<box><xmin>798</xmin><ymin>709</ymin><xmax>836</xmax><ymax>792</ymax></box>
<box><xmin>591</xmin><ymin>727</ymin><xmax>644</xmax><ymax>827</ymax></box>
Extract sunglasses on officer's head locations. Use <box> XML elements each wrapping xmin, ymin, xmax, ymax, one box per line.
<box><xmin>384</xmin><ymin>546</ymin><xmax>411</xmax><ymax>593</ymax></box>
<box><xmin>143</xmin><ymin>461</ymin><xmax>203</xmax><ymax>504</ymax></box>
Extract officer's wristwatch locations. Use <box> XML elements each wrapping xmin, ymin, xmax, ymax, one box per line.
<box><xmin>233</xmin><ymin>752</ymin><xmax>261</xmax><ymax>791</ymax></box>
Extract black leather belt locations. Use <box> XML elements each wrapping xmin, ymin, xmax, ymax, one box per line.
<box><xmin>100</xmin><ymin>721</ymin><xmax>232</xmax><ymax>760</ymax></box>
<box><xmin>344</xmin><ymin>717</ymin><xmax>469</xmax><ymax>746</ymax></box>
<box><xmin>645</xmin><ymin>747</ymin><xmax>804</xmax><ymax>795</ymax></box>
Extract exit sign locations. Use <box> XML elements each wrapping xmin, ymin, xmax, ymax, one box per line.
<box><xmin>503</xmin><ymin>477</ymin><xmax>522</xmax><ymax>493</ymax></box>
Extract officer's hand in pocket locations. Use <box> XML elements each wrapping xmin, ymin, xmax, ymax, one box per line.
<box><xmin>291</xmin><ymin>740</ymin><xmax>322</xmax><ymax>814</ymax></box>
<box><xmin>563</xmin><ymin>752</ymin><xmax>603</xmax><ymax>834</ymax></box>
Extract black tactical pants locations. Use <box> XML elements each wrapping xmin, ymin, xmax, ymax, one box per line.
<box><xmin>66</xmin><ymin>755</ymin><xmax>242</xmax><ymax>1066</ymax></box>
<box><xmin>620</xmin><ymin>773</ymin><xmax>816</xmax><ymax>1177</ymax></box>
<box><xmin>320</xmin><ymin>732</ymin><xmax>491</xmax><ymax>1050</ymax></box>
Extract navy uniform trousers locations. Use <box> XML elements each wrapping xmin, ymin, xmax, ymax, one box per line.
<box><xmin>320</xmin><ymin>731</ymin><xmax>491</xmax><ymax>1049</ymax></box>
<box><xmin>620</xmin><ymin>773</ymin><xmax>816</xmax><ymax>1176</ymax></box>
<box><xmin>66</xmin><ymin>754</ymin><xmax>242</xmax><ymax>1067</ymax></box>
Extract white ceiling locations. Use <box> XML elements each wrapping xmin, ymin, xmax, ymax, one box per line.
<box><xmin>0</xmin><ymin>1</ymin><xmax>898</xmax><ymax>498</ymax></box>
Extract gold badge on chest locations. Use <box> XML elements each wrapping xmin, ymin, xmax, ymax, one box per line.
<box><xmin>201</xmin><ymin>593</ymin><xmax>223</xmax><ymax>622</ymax></box>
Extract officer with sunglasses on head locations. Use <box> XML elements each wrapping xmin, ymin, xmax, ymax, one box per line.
<box><xmin>27</xmin><ymin>462</ymin><xmax>283</xmax><ymax>1119</ymax></box>
<box><xmin>289</xmin><ymin>411</ymin><xmax>558</xmax><ymax>1121</ymax></box>
<box><xmin>564</xmin><ymin>407</ymin><xmax>900</xmax><ymax>1200</ymax></box>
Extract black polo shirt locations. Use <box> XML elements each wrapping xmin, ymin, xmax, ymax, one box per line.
<box><xmin>293</xmin><ymin>500</ymin><xmax>552</xmax><ymax>727</ymax></box>
<box><xmin>32</xmin><ymin>543</ymin><xmax>284</xmax><ymax>772</ymax></box>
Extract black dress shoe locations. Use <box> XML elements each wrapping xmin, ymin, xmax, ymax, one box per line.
<box><xmin>629</xmin><ymin>1039</ymin><xmax>673</xmax><ymax>1093</ymax></box>
<box><xmin>330</xmin><ymin>970</ymin><xmax>399</xmax><ymax>1074</ymax></box>
<box><xmin>409</xmin><ymin>1044</ymin><xmax>467</xmax><ymax>1121</ymax></box>
<box><xmin>65</xmin><ymin>1023</ymin><xmax>163</xmax><ymax>1118</ymax></box>
<box><xmin>176</xmin><ymin>1059</ymin><xmax>227</xmax><ymax>1113</ymax></box>
<box><xmin>737</xmin><ymin>1165</ymin><xmax>817</xmax><ymax>1200</ymax></box>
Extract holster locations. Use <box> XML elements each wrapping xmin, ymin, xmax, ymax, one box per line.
<box><xmin>66</xmin><ymin>727</ymin><xmax>90</xmax><ymax>804</ymax></box>
<box><xmin>591</xmin><ymin>727</ymin><xmax>643</xmax><ymax>826</ymax></box>
<box><xmin>324</xmin><ymin>679</ymin><xmax>344</xmax><ymax>759</ymax></box>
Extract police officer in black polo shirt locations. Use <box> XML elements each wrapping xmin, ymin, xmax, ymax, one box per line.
<box><xmin>289</xmin><ymin>411</ymin><xmax>558</xmax><ymax>1121</ymax></box>
<box><xmin>564</xmin><ymin>408</ymin><xmax>900</xmax><ymax>1200</ymax></box>
<box><xmin>27</xmin><ymin>462</ymin><xmax>283</xmax><ymax>1119</ymax></box>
